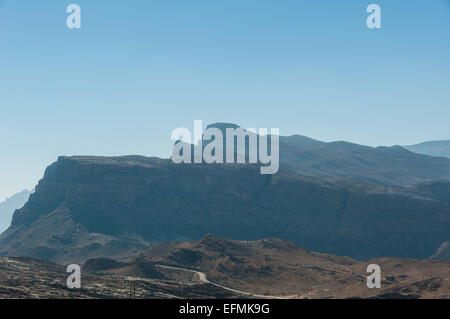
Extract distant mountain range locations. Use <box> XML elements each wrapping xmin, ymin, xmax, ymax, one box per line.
<box><xmin>403</xmin><ymin>140</ymin><xmax>450</xmax><ymax>159</ymax></box>
<box><xmin>182</xmin><ymin>123</ymin><xmax>450</xmax><ymax>185</ymax></box>
<box><xmin>279</xmin><ymin>135</ymin><xmax>450</xmax><ymax>185</ymax></box>
<box><xmin>0</xmin><ymin>190</ymin><xmax>30</xmax><ymax>234</ymax></box>
<box><xmin>1</xmin><ymin>155</ymin><xmax>449</xmax><ymax>263</ymax></box>
<box><xmin>0</xmin><ymin>124</ymin><xmax>448</xmax><ymax>264</ymax></box>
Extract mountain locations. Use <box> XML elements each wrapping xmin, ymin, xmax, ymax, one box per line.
<box><xmin>197</xmin><ymin>123</ymin><xmax>450</xmax><ymax>185</ymax></box>
<box><xmin>0</xmin><ymin>190</ymin><xmax>30</xmax><ymax>234</ymax></box>
<box><xmin>280</xmin><ymin>138</ymin><xmax>450</xmax><ymax>185</ymax></box>
<box><xmin>404</xmin><ymin>140</ymin><xmax>450</xmax><ymax>158</ymax></box>
<box><xmin>1</xmin><ymin>155</ymin><xmax>449</xmax><ymax>263</ymax></box>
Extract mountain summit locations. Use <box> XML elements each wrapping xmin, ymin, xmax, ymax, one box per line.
<box><xmin>177</xmin><ymin>123</ymin><xmax>450</xmax><ymax>185</ymax></box>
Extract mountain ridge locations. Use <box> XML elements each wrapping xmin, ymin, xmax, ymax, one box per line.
<box><xmin>404</xmin><ymin>140</ymin><xmax>450</xmax><ymax>158</ymax></box>
<box><xmin>1</xmin><ymin>155</ymin><xmax>449</xmax><ymax>263</ymax></box>
<box><xmin>0</xmin><ymin>190</ymin><xmax>30</xmax><ymax>234</ymax></box>
<box><xmin>183</xmin><ymin>122</ymin><xmax>450</xmax><ymax>185</ymax></box>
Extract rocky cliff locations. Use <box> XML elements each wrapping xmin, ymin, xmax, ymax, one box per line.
<box><xmin>0</xmin><ymin>155</ymin><xmax>449</xmax><ymax>263</ymax></box>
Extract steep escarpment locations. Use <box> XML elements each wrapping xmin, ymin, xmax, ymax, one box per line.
<box><xmin>0</xmin><ymin>155</ymin><xmax>449</xmax><ymax>263</ymax></box>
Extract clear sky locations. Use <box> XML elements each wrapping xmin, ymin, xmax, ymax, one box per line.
<box><xmin>0</xmin><ymin>0</ymin><xmax>449</xmax><ymax>201</ymax></box>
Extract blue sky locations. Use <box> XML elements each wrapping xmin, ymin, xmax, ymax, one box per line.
<box><xmin>0</xmin><ymin>0</ymin><xmax>449</xmax><ymax>200</ymax></box>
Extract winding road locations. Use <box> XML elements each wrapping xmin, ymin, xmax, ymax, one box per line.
<box><xmin>156</xmin><ymin>264</ymin><xmax>297</xmax><ymax>299</ymax></box>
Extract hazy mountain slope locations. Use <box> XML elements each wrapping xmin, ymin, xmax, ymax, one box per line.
<box><xmin>1</xmin><ymin>155</ymin><xmax>449</xmax><ymax>263</ymax></box>
<box><xmin>0</xmin><ymin>190</ymin><xmax>30</xmax><ymax>234</ymax></box>
<box><xmin>0</xmin><ymin>204</ymin><xmax>152</xmax><ymax>264</ymax></box>
<box><xmin>201</xmin><ymin>123</ymin><xmax>450</xmax><ymax>185</ymax></box>
<box><xmin>412</xmin><ymin>181</ymin><xmax>450</xmax><ymax>205</ymax></box>
<box><xmin>280</xmin><ymin>139</ymin><xmax>450</xmax><ymax>185</ymax></box>
<box><xmin>404</xmin><ymin>140</ymin><xmax>450</xmax><ymax>158</ymax></box>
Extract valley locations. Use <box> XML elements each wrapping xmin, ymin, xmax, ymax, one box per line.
<box><xmin>0</xmin><ymin>236</ymin><xmax>448</xmax><ymax>299</ymax></box>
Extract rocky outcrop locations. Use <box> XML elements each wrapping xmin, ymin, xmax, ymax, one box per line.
<box><xmin>0</xmin><ymin>155</ymin><xmax>449</xmax><ymax>263</ymax></box>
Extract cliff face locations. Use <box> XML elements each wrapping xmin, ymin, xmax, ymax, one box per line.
<box><xmin>0</xmin><ymin>155</ymin><xmax>449</xmax><ymax>263</ymax></box>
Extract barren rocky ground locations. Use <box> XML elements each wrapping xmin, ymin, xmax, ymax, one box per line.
<box><xmin>141</xmin><ymin>236</ymin><xmax>450</xmax><ymax>299</ymax></box>
<box><xmin>0</xmin><ymin>257</ymin><xmax>238</xmax><ymax>299</ymax></box>
<box><xmin>2</xmin><ymin>236</ymin><xmax>446</xmax><ymax>299</ymax></box>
